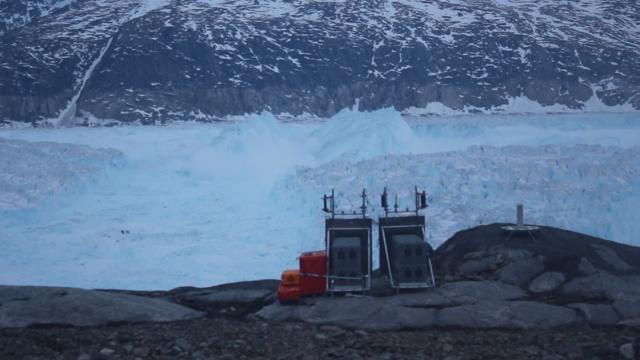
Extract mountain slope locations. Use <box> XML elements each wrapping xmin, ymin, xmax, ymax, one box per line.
<box><xmin>0</xmin><ymin>0</ymin><xmax>79</xmax><ymax>35</ymax></box>
<box><xmin>1</xmin><ymin>0</ymin><xmax>639</xmax><ymax>125</ymax></box>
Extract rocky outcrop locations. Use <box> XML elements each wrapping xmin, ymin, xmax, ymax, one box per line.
<box><xmin>434</xmin><ymin>224</ymin><xmax>640</xmax><ymax>282</ymax></box>
<box><xmin>166</xmin><ymin>280</ymin><xmax>279</xmax><ymax>316</ymax></box>
<box><xmin>0</xmin><ymin>0</ymin><xmax>638</xmax><ymax>125</ymax></box>
<box><xmin>256</xmin><ymin>224</ymin><xmax>640</xmax><ymax>330</ymax></box>
<box><xmin>0</xmin><ymin>286</ymin><xmax>203</xmax><ymax>328</ymax></box>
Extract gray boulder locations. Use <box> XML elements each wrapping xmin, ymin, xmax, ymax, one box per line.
<box><xmin>0</xmin><ymin>286</ymin><xmax>203</xmax><ymax>328</ymax></box>
<box><xmin>528</xmin><ymin>272</ymin><xmax>566</xmax><ymax>293</ymax></box>
<box><xmin>618</xmin><ymin>318</ymin><xmax>640</xmax><ymax>327</ymax></box>
<box><xmin>620</xmin><ymin>343</ymin><xmax>635</xmax><ymax>360</ymax></box>
<box><xmin>613</xmin><ymin>299</ymin><xmax>640</xmax><ymax>320</ymax></box>
<box><xmin>567</xmin><ymin>303</ymin><xmax>619</xmax><ymax>326</ymax></box>
<box><xmin>578</xmin><ymin>258</ymin><xmax>599</xmax><ymax>275</ymax></box>
<box><xmin>166</xmin><ymin>279</ymin><xmax>278</xmax><ymax>315</ymax></box>
<box><xmin>171</xmin><ymin>288</ymin><xmax>273</xmax><ymax>304</ymax></box>
<box><xmin>438</xmin><ymin>301</ymin><xmax>578</xmax><ymax>329</ymax></box>
<box><xmin>457</xmin><ymin>260</ymin><xmax>493</xmax><ymax>275</ymax></box>
<box><xmin>591</xmin><ymin>244</ymin><xmax>633</xmax><ymax>272</ymax></box>
<box><xmin>255</xmin><ymin>296</ymin><xmax>422</xmax><ymax>331</ymax></box>
<box><xmin>561</xmin><ymin>272</ymin><xmax>640</xmax><ymax>301</ymax></box>
<box><xmin>386</xmin><ymin>280</ymin><xmax>525</xmax><ymax>308</ymax></box>
<box><xmin>496</xmin><ymin>256</ymin><xmax>545</xmax><ymax>286</ymax></box>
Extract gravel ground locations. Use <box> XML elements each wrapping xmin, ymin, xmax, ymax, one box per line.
<box><xmin>1</xmin><ymin>313</ymin><xmax>638</xmax><ymax>360</ymax></box>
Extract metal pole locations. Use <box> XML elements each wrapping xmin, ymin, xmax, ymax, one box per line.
<box><xmin>331</xmin><ymin>188</ymin><xmax>335</xmax><ymax>219</ymax></box>
<box><xmin>381</xmin><ymin>227</ymin><xmax>395</xmax><ymax>288</ymax></box>
<box><xmin>428</xmin><ymin>258</ymin><xmax>436</xmax><ymax>287</ymax></box>
<box><xmin>517</xmin><ymin>203</ymin><xmax>524</xmax><ymax>227</ymax></box>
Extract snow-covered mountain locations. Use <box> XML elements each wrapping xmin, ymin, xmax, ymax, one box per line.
<box><xmin>0</xmin><ymin>0</ymin><xmax>78</xmax><ymax>35</ymax></box>
<box><xmin>1</xmin><ymin>0</ymin><xmax>639</xmax><ymax>125</ymax></box>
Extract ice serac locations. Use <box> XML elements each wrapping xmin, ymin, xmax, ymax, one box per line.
<box><xmin>1</xmin><ymin>0</ymin><xmax>639</xmax><ymax>124</ymax></box>
<box><xmin>0</xmin><ymin>138</ymin><xmax>122</xmax><ymax>209</ymax></box>
<box><xmin>282</xmin><ymin>143</ymin><xmax>640</xmax><ymax>248</ymax></box>
<box><xmin>311</xmin><ymin>107</ymin><xmax>423</xmax><ymax>162</ymax></box>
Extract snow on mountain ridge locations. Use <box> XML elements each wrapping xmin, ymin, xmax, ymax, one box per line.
<box><xmin>130</xmin><ymin>0</ymin><xmax>172</xmax><ymax>21</ymax></box>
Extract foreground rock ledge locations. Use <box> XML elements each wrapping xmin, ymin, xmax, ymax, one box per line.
<box><xmin>0</xmin><ymin>286</ymin><xmax>203</xmax><ymax>328</ymax></box>
<box><xmin>254</xmin><ymin>281</ymin><xmax>579</xmax><ymax>331</ymax></box>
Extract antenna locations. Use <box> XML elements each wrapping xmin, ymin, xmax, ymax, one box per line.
<box><xmin>322</xmin><ymin>188</ymin><xmax>369</xmax><ymax>218</ymax></box>
<box><xmin>394</xmin><ymin>193</ymin><xmax>399</xmax><ymax>213</ymax></box>
<box><xmin>382</xmin><ymin>186</ymin><xmax>429</xmax><ymax>216</ymax></box>
<box><xmin>360</xmin><ymin>188</ymin><xmax>368</xmax><ymax>218</ymax></box>
<box><xmin>517</xmin><ymin>203</ymin><xmax>524</xmax><ymax>227</ymax></box>
<box><xmin>331</xmin><ymin>188</ymin><xmax>335</xmax><ymax>216</ymax></box>
<box><xmin>501</xmin><ymin>203</ymin><xmax>539</xmax><ymax>241</ymax></box>
<box><xmin>322</xmin><ymin>189</ymin><xmax>336</xmax><ymax>218</ymax></box>
<box><xmin>381</xmin><ymin>187</ymin><xmax>389</xmax><ymax>215</ymax></box>
<box><xmin>413</xmin><ymin>186</ymin><xmax>429</xmax><ymax>214</ymax></box>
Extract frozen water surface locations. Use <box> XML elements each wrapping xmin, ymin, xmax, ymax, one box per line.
<box><xmin>0</xmin><ymin>110</ymin><xmax>639</xmax><ymax>289</ymax></box>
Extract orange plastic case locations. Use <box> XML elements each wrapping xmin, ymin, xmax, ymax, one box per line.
<box><xmin>278</xmin><ymin>285</ymin><xmax>302</xmax><ymax>303</ymax></box>
<box><xmin>280</xmin><ymin>269</ymin><xmax>301</xmax><ymax>286</ymax></box>
<box><xmin>300</xmin><ymin>250</ymin><xmax>327</xmax><ymax>296</ymax></box>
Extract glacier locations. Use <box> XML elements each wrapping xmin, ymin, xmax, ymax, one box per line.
<box><xmin>0</xmin><ymin>110</ymin><xmax>639</xmax><ymax>290</ymax></box>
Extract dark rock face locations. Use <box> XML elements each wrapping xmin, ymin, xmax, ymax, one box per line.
<box><xmin>434</xmin><ymin>224</ymin><xmax>640</xmax><ymax>281</ymax></box>
<box><xmin>0</xmin><ymin>0</ymin><xmax>638</xmax><ymax>125</ymax></box>
<box><xmin>0</xmin><ymin>0</ymin><xmax>77</xmax><ymax>35</ymax></box>
<box><xmin>0</xmin><ymin>0</ymin><xmax>143</xmax><ymax>125</ymax></box>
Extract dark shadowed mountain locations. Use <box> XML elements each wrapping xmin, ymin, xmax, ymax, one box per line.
<box><xmin>0</xmin><ymin>0</ymin><xmax>638</xmax><ymax>125</ymax></box>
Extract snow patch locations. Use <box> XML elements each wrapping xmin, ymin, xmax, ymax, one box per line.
<box><xmin>129</xmin><ymin>0</ymin><xmax>172</xmax><ymax>20</ymax></box>
<box><xmin>404</xmin><ymin>94</ymin><xmax>639</xmax><ymax>117</ymax></box>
